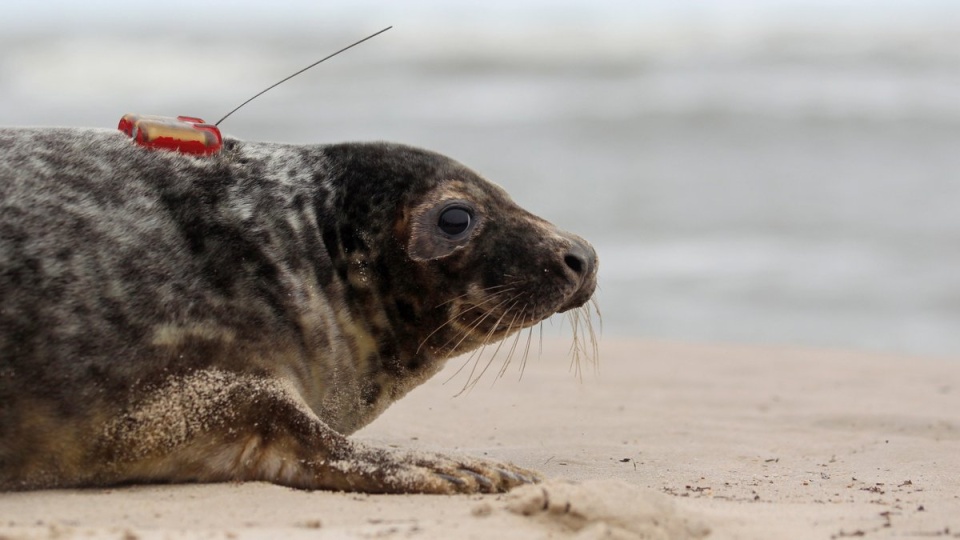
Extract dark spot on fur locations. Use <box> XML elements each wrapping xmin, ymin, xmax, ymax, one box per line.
<box><xmin>373</xmin><ymin>257</ymin><xmax>394</xmax><ymax>297</ymax></box>
<box><xmin>406</xmin><ymin>354</ymin><xmax>425</xmax><ymax>371</ymax></box>
<box><xmin>156</xmin><ymin>181</ymin><xmax>292</xmax><ymax>322</ymax></box>
<box><xmin>292</xmin><ymin>194</ymin><xmax>308</xmax><ymax>213</ymax></box>
<box><xmin>338</xmin><ymin>225</ymin><xmax>366</xmax><ymax>255</ymax></box>
<box><xmin>360</xmin><ymin>382</ymin><xmax>382</xmax><ymax>405</ymax></box>
<box><xmin>395</xmin><ymin>299</ymin><xmax>415</xmax><ymax>322</ymax></box>
<box><xmin>374</xmin><ymin>341</ymin><xmax>405</xmax><ymax>376</ymax></box>
<box><xmin>321</xmin><ymin>226</ymin><xmax>340</xmax><ymax>259</ymax></box>
<box><xmin>302</xmin><ymin>228</ymin><xmax>333</xmax><ymax>287</ymax></box>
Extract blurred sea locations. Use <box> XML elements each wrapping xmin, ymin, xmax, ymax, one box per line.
<box><xmin>2</xmin><ymin>1</ymin><xmax>959</xmax><ymax>357</ymax></box>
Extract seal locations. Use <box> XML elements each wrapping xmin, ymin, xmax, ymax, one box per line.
<box><xmin>0</xmin><ymin>127</ymin><xmax>598</xmax><ymax>494</ymax></box>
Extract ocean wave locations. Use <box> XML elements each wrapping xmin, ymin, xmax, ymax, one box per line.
<box><xmin>3</xmin><ymin>33</ymin><xmax>960</xmax><ymax>125</ymax></box>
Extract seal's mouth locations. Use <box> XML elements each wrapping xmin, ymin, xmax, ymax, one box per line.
<box><xmin>459</xmin><ymin>252</ymin><xmax>598</xmax><ymax>330</ymax></box>
<box><xmin>557</xmin><ymin>277</ymin><xmax>598</xmax><ymax>314</ymax></box>
<box><xmin>458</xmin><ymin>286</ymin><xmax>594</xmax><ymax>339</ymax></box>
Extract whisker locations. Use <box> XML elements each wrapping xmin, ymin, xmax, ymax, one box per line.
<box><xmin>440</xmin><ymin>291</ymin><xmax>525</xmax><ymax>388</ymax></box>
<box><xmin>433</xmin><ymin>283</ymin><xmax>514</xmax><ymax>309</ymax></box>
<box><xmin>442</xmin><ymin>309</ymin><xmax>497</xmax><ymax>385</ymax></box>
<box><xmin>445</xmin><ymin>302</ymin><xmax>505</xmax><ymax>363</ymax></box>
<box><xmin>455</xmin><ymin>297</ymin><xmax>522</xmax><ymax>395</ymax></box>
<box><xmin>583</xmin><ymin>305</ymin><xmax>600</xmax><ymax>374</ymax></box>
<box><xmin>538</xmin><ymin>321</ymin><xmax>544</xmax><ymax>361</ymax></box>
<box><xmin>431</xmin><ymin>292</ymin><xmax>516</xmax><ymax>355</ymax></box>
<box><xmin>518</xmin><ymin>323</ymin><xmax>534</xmax><ymax>381</ymax></box>
<box><xmin>590</xmin><ymin>296</ymin><xmax>604</xmax><ymax>334</ymax></box>
<box><xmin>446</xmin><ymin>288</ymin><xmax>528</xmax><ymax>392</ymax></box>
<box><xmin>568</xmin><ymin>309</ymin><xmax>584</xmax><ymax>381</ymax></box>
<box><xmin>420</xmin><ymin>280</ymin><xmax>527</xmax><ymax>355</ymax></box>
<box><xmin>441</xmin><ymin>289</ymin><xmax>603</xmax><ymax>394</ymax></box>
<box><xmin>446</xmin><ymin>291</ymin><xmax>522</xmax><ymax>392</ymax></box>
<box><xmin>579</xmin><ymin>308</ymin><xmax>592</xmax><ymax>373</ymax></box>
<box><xmin>446</xmin><ymin>336</ymin><xmax>489</xmax><ymax>387</ymax></box>
<box><xmin>496</xmin><ymin>306</ymin><xmax>528</xmax><ymax>380</ymax></box>
<box><xmin>463</xmin><ymin>299</ymin><xmax>522</xmax><ymax>393</ymax></box>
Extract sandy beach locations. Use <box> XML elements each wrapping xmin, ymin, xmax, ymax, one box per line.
<box><xmin>0</xmin><ymin>339</ymin><xmax>957</xmax><ymax>539</ymax></box>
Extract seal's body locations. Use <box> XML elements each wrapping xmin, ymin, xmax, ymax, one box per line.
<box><xmin>0</xmin><ymin>127</ymin><xmax>597</xmax><ymax>493</ymax></box>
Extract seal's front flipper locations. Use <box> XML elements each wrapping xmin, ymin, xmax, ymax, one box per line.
<box><xmin>315</xmin><ymin>445</ymin><xmax>541</xmax><ymax>494</ymax></box>
<box><xmin>96</xmin><ymin>369</ymin><xmax>538</xmax><ymax>494</ymax></box>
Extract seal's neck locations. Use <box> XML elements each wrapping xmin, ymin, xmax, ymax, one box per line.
<box><xmin>314</xmin><ymin>221</ymin><xmax>448</xmax><ymax>433</ymax></box>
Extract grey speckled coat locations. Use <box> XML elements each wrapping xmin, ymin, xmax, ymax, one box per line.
<box><xmin>0</xmin><ymin>127</ymin><xmax>597</xmax><ymax>493</ymax></box>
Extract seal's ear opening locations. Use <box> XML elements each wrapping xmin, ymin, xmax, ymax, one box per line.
<box><xmin>407</xmin><ymin>200</ymin><xmax>480</xmax><ymax>261</ymax></box>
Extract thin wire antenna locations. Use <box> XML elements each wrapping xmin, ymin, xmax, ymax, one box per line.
<box><xmin>214</xmin><ymin>26</ymin><xmax>393</xmax><ymax>127</ymax></box>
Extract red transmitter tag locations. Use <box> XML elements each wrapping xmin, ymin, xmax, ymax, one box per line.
<box><xmin>118</xmin><ymin>114</ymin><xmax>223</xmax><ymax>156</ymax></box>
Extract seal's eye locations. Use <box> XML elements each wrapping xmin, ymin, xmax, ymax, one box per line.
<box><xmin>438</xmin><ymin>206</ymin><xmax>472</xmax><ymax>237</ymax></box>
<box><xmin>409</xmin><ymin>201</ymin><xmax>478</xmax><ymax>260</ymax></box>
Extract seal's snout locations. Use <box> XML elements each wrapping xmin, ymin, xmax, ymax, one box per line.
<box><xmin>557</xmin><ymin>234</ymin><xmax>598</xmax><ymax>312</ymax></box>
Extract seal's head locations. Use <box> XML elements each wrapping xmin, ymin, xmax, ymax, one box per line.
<box><xmin>321</xmin><ymin>143</ymin><xmax>597</xmax><ymax>366</ymax></box>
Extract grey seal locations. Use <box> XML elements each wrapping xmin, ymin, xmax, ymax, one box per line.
<box><xmin>0</xmin><ymin>127</ymin><xmax>598</xmax><ymax>493</ymax></box>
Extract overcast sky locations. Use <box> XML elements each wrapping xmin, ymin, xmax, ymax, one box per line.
<box><xmin>3</xmin><ymin>0</ymin><xmax>959</xmax><ymax>34</ymax></box>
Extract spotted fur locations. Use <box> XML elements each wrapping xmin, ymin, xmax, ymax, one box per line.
<box><xmin>0</xmin><ymin>127</ymin><xmax>597</xmax><ymax>493</ymax></box>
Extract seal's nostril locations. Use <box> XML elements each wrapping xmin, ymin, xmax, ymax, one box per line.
<box><xmin>556</xmin><ymin>240</ymin><xmax>598</xmax><ymax>312</ymax></box>
<box><xmin>560</xmin><ymin>236</ymin><xmax>597</xmax><ymax>284</ymax></box>
<box><xmin>564</xmin><ymin>254</ymin><xmax>585</xmax><ymax>276</ymax></box>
